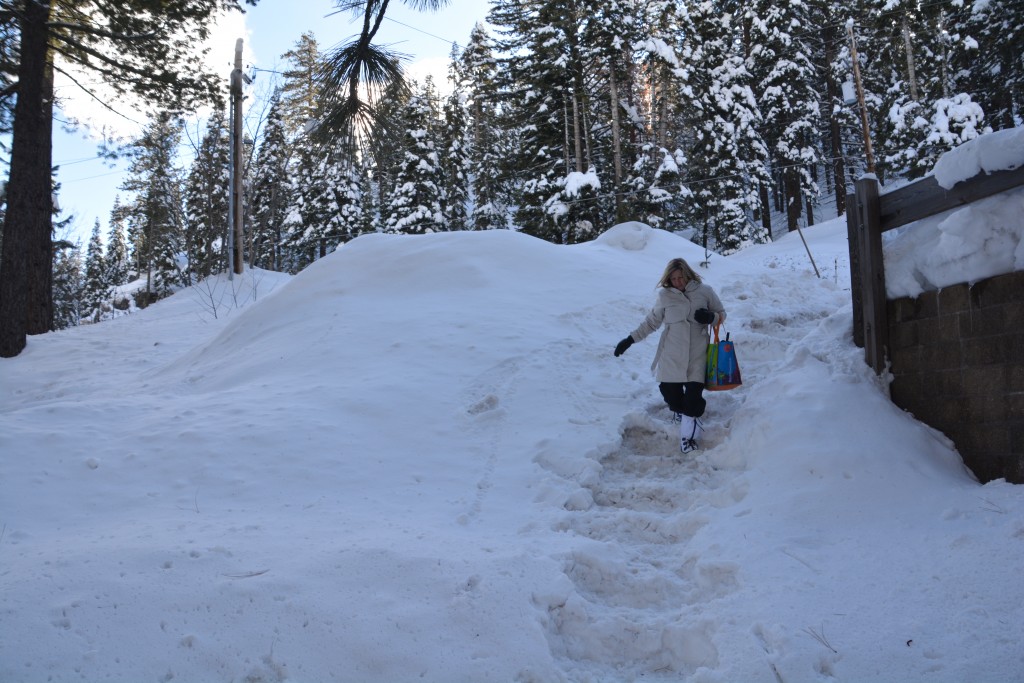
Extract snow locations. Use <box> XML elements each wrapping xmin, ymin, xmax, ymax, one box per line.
<box><xmin>638</xmin><ymin>37</ymin><xmax>680</xmax><ymax>67</ymax></box>
<box><xmin>931</xmin><ymin>125</ymin><xmax>1024</xmax><ymax>189</ymax></box>
<box><xmin>2</xmin><ymin>142</ymin><xmax>1024</xmax><ymax>682</ymax></box>
<box><xmin>563</xmin><ymin>169</ymin><xmax>601</xmax><ymax>197</ymax></box>
<box><xmin>885</xmin><ymin>126</ymin><xmax>1024</xmax><ymax>297</ymax></box>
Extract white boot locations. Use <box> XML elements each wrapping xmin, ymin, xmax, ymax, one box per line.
<box><xmin>680</xmin><ymin>417</ymin><xmax>704</xmax><ymax>453</ymax></box>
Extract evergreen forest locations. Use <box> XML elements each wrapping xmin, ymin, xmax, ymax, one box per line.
<box><xmin>4</xmin><ymin>0</ymin><xmax>1023</xmax><ymax>330</ymax></box>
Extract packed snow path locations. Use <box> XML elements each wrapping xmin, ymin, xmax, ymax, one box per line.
<box><xmin>534</xmin><ymin>254</ymin><xmax>852</xmax><ymax>680</ymax></box>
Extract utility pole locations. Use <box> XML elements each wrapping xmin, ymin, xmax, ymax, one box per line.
<box><xmin>847</xmin><ymin>23</ymin><xmax>876</xmax><ymax>175</ymax></box>
<box><xmin>228</xmin><ymin>38</ymin><xmax>246</xmax><ymax>276</ymax></box>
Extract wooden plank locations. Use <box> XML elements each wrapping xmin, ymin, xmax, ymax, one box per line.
<box><xmin>846</xmin><ymin>195</ymin><xmax>864</xmax><ymax>349</ymax></box>
<box><xmin>855</xmin><ymin>177</ymin><xmax>888</xmax><ymax>374</ymax></box>
<box><xmin>880</xmin><ymin>165</ymin><xmax>1024</xmax><ymax>233</ymax></box>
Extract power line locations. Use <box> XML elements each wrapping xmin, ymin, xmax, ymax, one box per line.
<box><xmin>382</xmin><ymin>15</ymin><xmax>462</xmax><ymax>49</ymax></box>
<box><xmin>59</xmin><ymin>168</ymin><xmax>127</xmax><ymax>184</ymax></box>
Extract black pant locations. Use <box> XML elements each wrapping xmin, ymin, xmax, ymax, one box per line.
<box><xmin>659</xmin><ymin>382</ymin><xmax>706</xmax><ymax>418</ymax></box>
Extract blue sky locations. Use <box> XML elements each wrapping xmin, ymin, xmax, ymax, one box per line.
<box><xmin>53</xmin><ymin>0</ymin><xmax>489</xmax><ymax>245</ymax></box>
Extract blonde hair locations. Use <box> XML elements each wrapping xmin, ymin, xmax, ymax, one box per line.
<box><xmin>657</xmin><ymin>257</ymin><xmax>702</xmax><ymax>288</ymax></box>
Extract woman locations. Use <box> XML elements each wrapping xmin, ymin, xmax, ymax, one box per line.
<box><xmin>613</xmin><ymin>257</ymin><xmax>726</xmax><ymax>452</ymax></box>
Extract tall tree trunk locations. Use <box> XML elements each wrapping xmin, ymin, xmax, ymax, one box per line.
<box><xmin>609</xmin><ymin>67</ymin><xmax>624</xmax><ymax>222</ymax></box>
<box><xmin>563</xmin><ymin>97</ymin><xmax>572</xmax><ymax>173</ymax></box>
<box><xmin>0</xmin><ymin>0</ymin><xmax>54</xmax><ymax>356</ymax></box>
<box><xmin>758</xmin><ymin>184</ymin><xmax>772</xmax><ymax>241</ymax></box>
<box><xmin>571</xmin><ymin>90</ymin><xmax>583</xmax><ymax>171</ymax></box>
<box><xmin>785</xmin><ymin>170</ymin><xmax>801</xmax><ymax>233</ymax></box>
<box><xmin>658</xmin><ymin>67</ymin><xmax>669</xmax><ymax>149</ymax></box>
<box><xmin>823</xmin><ymin>24</ymin><xmax>847</xmax><ymax>217</ymax></box>
<box><xmin>901</xmin><ymin>14</ymin><xmax>919</xmax><ymax>101</ymax></box>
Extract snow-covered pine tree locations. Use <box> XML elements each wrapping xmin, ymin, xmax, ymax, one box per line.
<box><xmin>630</xmin><ymin>0</ymin><xmax>691</xmax><ymax>230</ymax></box>
<box><xmin>384</xmin><ymin>81</ymin><xmax>445</xmax><ymax>234</ymax></box>
<box><xmin>104</xmin><ymin>202</ymin><xmax>130</xmax><ymax>290</ymax></box>
<box><xmin>489</xmin><ymin>0</ymin><xmax>597</xmax><ymax>242</ymax></box>
<box><xmin>862</xmin><ymin>0</ymin><xmax>978</xmax><ymax>179</ymax></box>
<box><xmin>356</xmin><ymin>152</ymin><xmax>376</xmax><ymax>236</ymax></box>
<box><xmin>277</xmin><ymin>34</ymin><xmax>337</xmax><ymax>269</ymax></box>
<box><xmin>183</xmin><ymin>106</ymin><xmax>230</xmax><ymax>281</ymax></box>
<box><xmin>51</xmin><ymin>235</ymin><xmax>83</xmax><ymax>330</ymax></box>
<box><xmin>909</xmin><ymin>93</ymin><xmax>988</xmax><ymax>174</ymax></box>
<box><xmin>967</xmin><ymin>0</ymin><xmax>1024</xmax><ymax>131</ymax></box>
<box><xmin>119</xmin><ymin>112</ymin><xmax>187</xmax><ymax>303</ymax></box>
<box><xmin>645</xmin><ymin>147</ymin><xmax>692</xmax><ymax>230</ymax></box>
<box><xmin>441</xmin><ymin>46</ymin><xmax>471</xmax><ymax>232</ymax></box>
<box><xmin>814</xmin><ymin>0</ymin><xmax>860</xmax><ymax>217</ymax></box>
<box><xmin>322</xmin><ymin>135</ymin><xmax>370</xmax><ymax>245</ymax></box>
<box><xmin>683</xmin><ymin>1</ymin><xmax>770</xmax><ymax>254</ymax></box>
<box><xmin>748</xmin><ymin>0</ymin><xmax>822</xmax><ymax>236</ymax></box>
<box><xmin>580</xmin><ymin>0</ymin><xmax>645</xmax><ymax>226</ymax></box>
<box><xmin>249</xmin><ymin>91</ymin><xmax>293</xmax><ymax>271</ymax></box>
<box><xmin>284</xmin><ymin>144</ymin><xmax>334</xmax><ymax>265</ymax></box>
<box><xmin>279</xmin><ymin>32</ymin><xmax>322</xmax><ymax>136</ymax></box>
<box><xmin>905</xmin><ymin>3</ymin><xmax>988</xmax><ymax>172</ymax></box>
<box><xmin>82</xmin><ymin>220</ymin><xmax>108</xmax><ymax>319</ymax></box>
<box><xmin>365</xmin><ymin>79</ymin><xmax>409</xmax><ymax>224</ymax></box>
<box><xmin>460</xmin><ymin>22</ymin><xmax>509</xmax><ymax>230</ymax></box>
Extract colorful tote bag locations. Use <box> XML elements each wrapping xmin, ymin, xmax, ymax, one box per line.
<box><xmin>706</xmin><ymin>325</ymin><xmax>742</xmax><ymax>391</ymax></box>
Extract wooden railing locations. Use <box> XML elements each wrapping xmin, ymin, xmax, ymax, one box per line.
<box><xmin>846</xmin><ymin>164</ymin><xmax>1024</xmax><ymax>373</ymax></box>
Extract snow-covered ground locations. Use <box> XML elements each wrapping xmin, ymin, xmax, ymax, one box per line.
<box><xmin>2</xmin><ymin>129</ymin><xmax>1023</xmax><ymax>682</ymax></box>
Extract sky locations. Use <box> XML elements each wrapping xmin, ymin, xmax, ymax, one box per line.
<box><xmin>1</xmin><ymin>130</ymin><xmax>1022</xmax><ymax>682</ymax></box>
<box><xmin>52</xmin><ymin>0</ymin><xmax>491</xmax><ymax>244</ymax></box>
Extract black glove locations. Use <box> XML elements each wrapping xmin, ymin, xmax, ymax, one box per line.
<box><xmin>694</xmin><ymin>308</ymin><xmax>715</xmax><ymax>325</ymax></box>
<box><xmin>614</xmin><ymin>336</ymin><xmax>633</xmax><ymax>357</ymax></box>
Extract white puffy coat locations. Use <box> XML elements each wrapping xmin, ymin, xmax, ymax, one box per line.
<box><xmin>630</xmin><ymin>281</ymin><xmax>725</xmax><ymax>383</ymax></box>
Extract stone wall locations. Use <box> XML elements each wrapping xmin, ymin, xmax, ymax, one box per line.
<box><xmin>887</xmin><ymin>270</ymin><xmax>1024</xmax><ymax>484</ymax></box>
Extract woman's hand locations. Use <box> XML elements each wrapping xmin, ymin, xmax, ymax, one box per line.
<box><xmin>694</xmin><ymin>308</ymin><xmax>715</xmax><ymax>325</ymax></box>
<box><xmin>614</xmin><ymin>337</ymin><xmax>634</xmax><ymax>357</ymax></box>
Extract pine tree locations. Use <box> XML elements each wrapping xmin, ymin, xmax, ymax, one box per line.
<box><xmin>314</xmin><ymin>0</ymin><xmax>448</xmax><ymax>144</ymax></box>
<box><xmin>384</xmin><ymin>81</ymin><xmax>445</xmax><ymax>235</ymax></box>
<box><xmin>250</xmin><ymin>91</ymin><xmax>293</xmax><ymax>270</ymax></box>
<box><xmin>322</xmin><ymin>136</ymin><xmax>369</xmax><ymax>246</ymax></box>
<box><xmin>51</xmin><ymin>236</ymin><xmax>83</xmax><ymax>331</ymax></box>
<box><xmin>489</xmin><ymin>0</ymin><xmax>584</xmax><ymax>242</ymax></box>
<box><xmin>904</xmin><ymin>4</ymin><xmax>989</xmax><ymax>173</ymax></box>
<box><xmin>862</xmin><ymin>0</ymin><xmax>979</xmax><ymax>179</ymax></box>
<box><xmin>104</xmin><ymin>201</ymin><xmax>130</xmax><ymax>289</ymax></box>
<box><xmin>82</xmin><ymin>220</ymin><xmax>108</xmax><ymax>319</ymax></box>
<box><xmin>285</xmin><ymin>142</ymin><xmax>335</xmax><ymax>264</ymax></box>
<box><xmin>644</xmin><ymin>147</ymin><xmax>692</xmax><ymax>230</ymax></box>
<box><xmin>368</xmin><ymin>80</ymin><xmax>410</xmax><ymax>222</ymax></box>
<box><xmin>277</xmin><ymin>35</ymin><xmax>337</xmax><ymax>269</ymax></box>
<box><xmin>631</xmin><ymin>0</ymin><xmax>691</xmax><ymax>230</ymax></box>
<box><xmin>183</xmin><ymin>106</ymin><xmax>231</xmax><ymax>281</ymax></box>
<box><xmin>460</xmin><ymin>22</ymin><xmax>508</xmax><ymax>230</ymax></box>
<box><xmin>279</xmin><ymin>32</ymin><xmax>323</xmax><ymax>135</ymax></box>
<box><xmin>748</xmin><ymin>0</ymin><xmax>822</xmax><ymax>235</ymax></box>
<box><xmin>581</xmin><ymin>0</ymin><xmax>645</xmax><ymax>225</ymax></box>
<box><xmin>441</xmin><ymin>48</ymin><xmax>472</xmax><ymax>232</ymax></box>
<box><xmin>684</xmin><ymin>1</ymin><xmax>770</xmax><ymax>253</ymax></box>
<box><xmin>968</xmin><ymin>0</ymin><xmax>1024</xmax><ymax>131</ymax></box>
<box><xmin>815</xmin><ymin>0</ymin><xmax>860</xmax><ymax>217</ymax></box>
<box><xmin>119</xmin><ymin>112</ymin><xmax>187</xmax><ymax>302</ymax></box>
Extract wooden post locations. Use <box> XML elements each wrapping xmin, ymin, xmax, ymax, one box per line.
<box><xmin>848</xmin><ymin>24</ymin><xmax>876</xmax><ymax>175</ymax></box>
<box><xmin>230</xmin><ymin>39</ymin><xmax>245</xmax><ymax>275</ymax></box>
<box><xmin>845</xmin><ymin>193</ymin><xmax>863</xmax><ymax>348</ymax></box>
<box><xmin>854</xmin><ymin>177</ymin><xmax>887</xmax><ymax>373</ymax></box>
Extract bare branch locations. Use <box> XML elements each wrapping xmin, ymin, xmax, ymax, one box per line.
<box><xmin>51</xmin><ymin>62</ymin><xmax>141</xmax><ymax>124</ymax></box>
<box><xmin>47</xmin><ymin>21</ymin><xmax>159</xmax><ymax>42</ymax></box>
<box><xmin>51</xmin><ymin>31</ymin><xmax>159</xmax><ymax>84</ymax></box>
